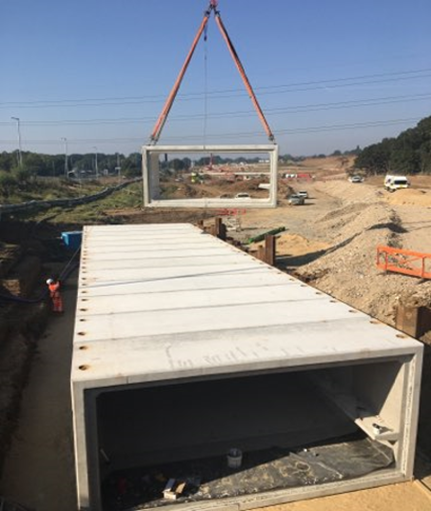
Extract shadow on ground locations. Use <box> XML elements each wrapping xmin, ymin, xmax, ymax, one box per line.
<box><xmin>277</xmin><ymin>249</ymin><xmax>329</xmax><ymax>269</ymax></box>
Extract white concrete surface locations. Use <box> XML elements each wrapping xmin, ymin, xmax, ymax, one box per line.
<box><xmin>71</xmin><ymin>223</ymin><xmax>423</xmax><ymax>511</ymax></box>
<box><xmin>142</xmin><ymin>145</ymin><xmax>278</xmax><ymax>208</ymax></box>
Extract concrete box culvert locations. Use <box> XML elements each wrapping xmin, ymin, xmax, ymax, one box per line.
<box><xmin>71</xmin><ymin>224</ymin><xmax>423</xmax><ymax>511</ymax></box>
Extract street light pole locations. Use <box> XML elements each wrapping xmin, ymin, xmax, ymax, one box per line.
<box><xmin>115</xmin><ymin>152</ymin><xmax>122</xmax><ymax>181</ymax></box>
<box><xmin>93</xmin><ymin>146</ymin><xmax>98</xmax><ymax>178</ymax></box>
<box><xmin>11</xmin><ymin>117</ymin><xmax>23</xmax><ymax>167</ymax></box>
<box><xmin>61</xmin><ymin>137</ymin><xmax>68</xmax><ymax>178</ymax></box>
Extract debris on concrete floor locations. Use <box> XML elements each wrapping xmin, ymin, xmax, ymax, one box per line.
<box><xmin>101</xmin><ymin>435</ymin><xmax>394</xmax><ymax>510</ymax></box>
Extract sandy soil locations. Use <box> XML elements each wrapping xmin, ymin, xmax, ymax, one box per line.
<box><xmin>260</xmin><ymin>482</ymin><xmax>431</xmax><ymax>511</ymax></box>
<box><xmin>231</xmin><ymin>180</ymin><xmax>431</xmax><ymax>327</ymax></box>
<box><xmin>0</xmin><ymin>276</ymin><xmax>78</xmax><ymax>511</ymax></box>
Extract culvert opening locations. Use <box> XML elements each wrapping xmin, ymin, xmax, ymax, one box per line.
<box><xmin>93</xmin><ymin>361</ymin><xmax>403</xmax><ymax>511</ymax></box>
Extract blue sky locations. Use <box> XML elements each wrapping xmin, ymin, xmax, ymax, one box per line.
<box><xmin>0</xmin><ymin>0</ymin><xmax>430</xmax><ymax>156</ymax></box>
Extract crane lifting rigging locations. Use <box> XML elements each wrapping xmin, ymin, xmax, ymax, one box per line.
<box><xmin>150</xmin><ymin>0</ymin><xmax>275</xmax><ymax>145</ymax></box>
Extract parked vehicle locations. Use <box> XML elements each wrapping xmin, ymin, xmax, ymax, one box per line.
<box><xmin>288</xmin><ymin>194</ymin><xmax>305</xmax><ymax>205</ymax></box>
<box><xmin>258</xmin><ymin>183</ymin><xmax>270</xmax><ymax>190</ymax></box>
<box><xmin>297</xmin><ymin>190</ymin><xmax>308</xmax><ymax>198</ymax></box>
<box><xmin>235</xmin><ymin>192</ymin><xmax>251</xmax><ymax>199</ymax></box>
<box><xmin>384</xmin><ymin>175</ymin><xmax>409</xmax><ymax>192</ymax></box>
<box><xmin>349</xmin><ymin>175</ymin><xmax>364</xmax><ymax>183</ymax></box>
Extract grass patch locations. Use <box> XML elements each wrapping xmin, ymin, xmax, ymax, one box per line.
<box><xmin>31</xmin><ymin>183</ymin><xmax>143</xmax><ymax>224</ymax></box>
<box><xmin>0</xmin><ymin>176</ymin><xmax>106</xmax><ymax>204</ymax></box>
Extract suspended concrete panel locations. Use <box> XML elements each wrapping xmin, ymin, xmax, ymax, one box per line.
<box><xmin>142</xmin><ymin>145</ymin><xmax>278</xmax><ymax>209</ymax></box>
<box><xmin>71</xmin><ymin>223</ymin><xmax>423</xmax><ymax>511</ymax></box>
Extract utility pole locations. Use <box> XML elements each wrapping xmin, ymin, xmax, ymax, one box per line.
<box><xmin>93</xmin><ymin>146</ymin><xmax>99</xmax><ymax>178</ymax></box>
<box><xmin>115</xmin><ymin>152</ymin><xmax>121</xmax><ymax>181</ymax></box>
<box><xmin>11</xmin><ymin>117</ymin><xmax>23</xmax><ymax>167</ymax></box>
<box><xmin>61</xmin><ymin>137</ymin><xmax>68</xmax><ymax>177</ymax></box>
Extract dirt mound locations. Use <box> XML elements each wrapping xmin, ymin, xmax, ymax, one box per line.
<box><xmin>320</xmin><ymin>202</ymin><xmax>373</xmax><ymax>223</ymax></box>
<box><xmin>294</xmin><ymin>200</ymin><xmax>430</xmax><ymax>324</ymax></box>
<box><xmin>251</xmin><ymin>233</ymin><xmax>329</xmax><ymax>264</ymax></box>
<box><xmin>275</xmin><ymin>233</ymin><xmax>330</xmax><ymax>257</ymax></box>
<box><xmin>163</xmin><ymin>183</ymin><xmax>216</xmax><ymax>199</ymax></box>
<box><xmin>318</xmin><ymin>202</ymin><xmax>402</xmax><ymax>245</ymax></box>
<box><xmin>314</xmin><ymin>181</ymin><xmax>381</xmax><ymax>204</ymax></box>
<box><xmin>397</xmin><ymin>286</ymin><xmax>431</xmax><ymax>309</ymax></box>
<box><xmin>279</xmin><ymin>183</ymin><xmax>296</xmax><ymax>197</ymax></box>
<box><xmin>384</xmin><ymin>188</ymin><xmax>431</xmax><ymax>207</ymax></box>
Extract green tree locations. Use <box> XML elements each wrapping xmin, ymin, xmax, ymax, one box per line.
<box><xmin>12</xmin><ymin>166</ymin><xmax>33</xmax><ymax>187</ymax></box>
<box><xmin>0</xmin><ymin>151</ymin><xmax>15</xmax><ymax>172</ymax></box>
<box><xmin>0</xmin><ymin>171</ymin><xmax>17</xmax><ymax>197</ymax></box>
<box><xmin>123</xmin><ymin>153</ymin><xmax>141</xmax><ymax>177</ymax></box>
<box><xmin>355</xmin><ymin>115</ymin><xmax>431</xmax><ymax>175</ymax></box>
<box><xmin>355</xmin><ymin>138</ymin><xmax>394</xmax><ymax>175</ymax></box>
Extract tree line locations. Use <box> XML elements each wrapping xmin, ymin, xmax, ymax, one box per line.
<box><xmin>0</xmin><ymin>151</ymin><xmax>142</xmax><ymax>177</ymax></box>
<box><xmin>3</xmin><ymin>114</ymin><xmax>429</xmax><ymax>183</ymax></box>
<box><xmin>354</xmin><ymin>115</ymin><xmax>431</xmax><ymax>175</ymax></box>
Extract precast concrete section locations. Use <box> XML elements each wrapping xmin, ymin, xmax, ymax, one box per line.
<box><xmin>71</xmin><ymin>223</ymin><xmax>423</xmax><ymax>511</ymax></box>
<box><xmin>142</xmin><ymin>145</ymin><xmax>278</xmax><ymax>208</ymax></box>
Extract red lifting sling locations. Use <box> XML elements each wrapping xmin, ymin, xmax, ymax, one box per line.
<box><xmin>150</xmin><ymin>0</ymin><xmax>275</xmax><ymax>144</ymax></box>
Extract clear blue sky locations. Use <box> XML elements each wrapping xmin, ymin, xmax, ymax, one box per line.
<box><xmin>1</xmin><ymin>0</ymin><xmax>430</xmax><ymax>156</ymax></box>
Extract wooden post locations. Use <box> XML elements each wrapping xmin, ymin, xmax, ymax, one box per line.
<box><xmin>219</xmin><ymin>222</ymin><xmax>227</xmax><ymax>241</ymax></box>
<box><xmin>264</xmin><ymin>234</ymin><xmax>276</xmax><ymax>266</ymax></box>
<box><xmin>396</xmin><ymin>305</ymin><xmax>431</xmax><ymax>339</ymax></box>
<box><xmin>212</xmin><ymin>217</ymin><xmax>226</xmax><ymax>241</ymax></box>
<box><xmin>255</xmin><ymin>235</ymin><xmax>276</xmax><ymax>265</ymax></box>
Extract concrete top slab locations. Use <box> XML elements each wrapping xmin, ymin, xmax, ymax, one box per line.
<box><xmin>72</xmin><ymin>224</ymin><xmax>422</xmax><ymax>388</ymax></box>
<box><xmin>142</xmin><ymin>145</ymin><xmax>277</xmax><ymax>153</ymax></box>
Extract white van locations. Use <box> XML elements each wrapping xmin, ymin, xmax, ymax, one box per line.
<box><xmin>384</xmin><ymin>175</ymin><xmax>410</xmax><ymax>192</ymax></box>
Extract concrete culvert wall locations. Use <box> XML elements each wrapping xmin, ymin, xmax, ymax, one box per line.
<box><xmin>71</xmin><ymin>224</ymin><xmax>423</xmax><ymax>511</ymax></box>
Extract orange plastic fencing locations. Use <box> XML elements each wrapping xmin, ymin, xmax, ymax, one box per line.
<box><xmin>216</xmin><ymin>209</ymin><xmax>247</xmax><ymax>217</ymax></box>
<box><xmin>376</xmin><ymin>246</ymin><xmax>431</xmax><ymax>279</ymax></box>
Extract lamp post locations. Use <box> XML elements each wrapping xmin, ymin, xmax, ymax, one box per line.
<box><xmin>61</xmin><ymin>137</ymin><xmax>68</xmax><ymax>178</ymax></box>
<box><xmin>115</xmin><ymin>152</ymin><xmax>121</xmax><ymax>182</ymax></box>
<box><xmin>93</xmin><ymin>146</ymin><xmax>99</xmax><ymax>178</ymax></box>
<box><xmin>11</xmin><ymin>117</ymin><xmax>23</xmax><ymax>167</ymax></box>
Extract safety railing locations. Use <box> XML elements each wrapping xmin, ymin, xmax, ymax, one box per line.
<box><xmin>376</xmin><ymin>245</ymin><xmax>431</xmax><ymax>279</ymax></box>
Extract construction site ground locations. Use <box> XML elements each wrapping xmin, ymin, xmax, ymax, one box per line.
<box><xmin>1</xmin><ymin>161</ymin><xmax>431</xmax><ymax>510</ymax></box>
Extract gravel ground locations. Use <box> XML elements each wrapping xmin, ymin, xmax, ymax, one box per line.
<box><xmin>235</xmin><ymin>180</ymin><xmax>431</xmax><ymax>328</ymax></box>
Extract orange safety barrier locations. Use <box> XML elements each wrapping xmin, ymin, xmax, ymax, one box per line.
<box><xmin>216</xmin><ymin>208</ymin><xmax>247</xmax><ymax>217</ymax></box>
<box><xmin>376</xmin><ymin>245</ymin><xmax>431</xmax><ymax>279</ymax></box>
